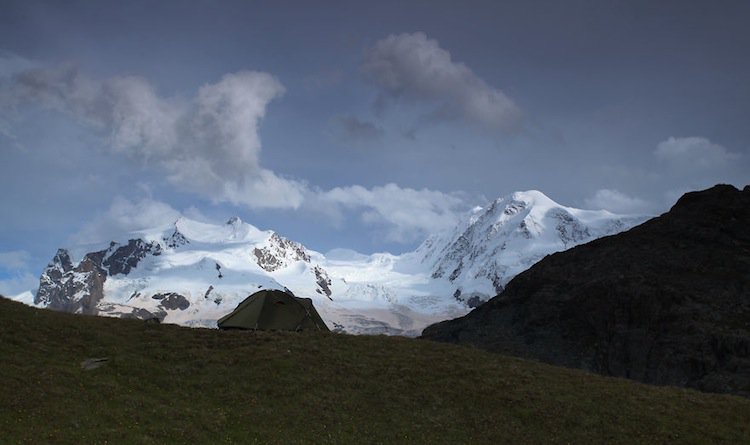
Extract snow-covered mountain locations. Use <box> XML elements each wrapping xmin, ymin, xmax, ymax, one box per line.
<box><xmin>19</xmin><ymin>190</ymin><xmax>646</xmax><ymax>335</ymax></box>
<box><xmin>33</xmin><ymin>217</ymin><xmax>342</xmax><ymax>326</ymax></box>
<box><xmin>406</xmin><ymin>190</ymin><xmax>643</xmax><ymax>306</ymax></box>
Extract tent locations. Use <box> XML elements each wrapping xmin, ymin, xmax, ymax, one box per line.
<box><xmin>217</xmin><ymin>289</ymin><xmax>329</xmax><ymax>331</ymax></box>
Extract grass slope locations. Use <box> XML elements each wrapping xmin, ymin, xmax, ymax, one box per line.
<box><xmin>1</xmin><ymin>297</ymin><xmax>749</xmax><ymax>444</ymax></box>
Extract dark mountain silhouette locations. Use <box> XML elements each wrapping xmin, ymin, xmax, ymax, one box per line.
<box><xmin>422</xmin><ymin>184</ymin><xmax>750</xmax><ymax>396</ymax></box>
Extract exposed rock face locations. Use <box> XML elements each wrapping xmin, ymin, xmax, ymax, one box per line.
<box><xmin>253</xmin><ymin>232</ymin><xmax>311</xmax><ymax>272</ymax></box>
<box><xmin>151</xmin><ymin>293</ymin><xmax>190</xmax><ymax>311</ymax></box>
<box><xmin>36</xmin><ymin>250</ymin><xmax>74</xmax><ymax>308</ymax></box>
<box><xmin>35</xmin><ymin>249</ymin><xmax>107</xmax><ymax>314</ymax></box>
<box><xmin>163</xmin><ymin>229</ymin><xmax>189</xmax><ymax>249</ymax></box>
<box><xmin>35</xmin><ymin>238</ymin><xmax>160</xmax><ymax>315</ymax></box>
<box><xmin>104</xmin><ymin>239</ymin><xmax>161</xmax><ymax>276</ymax></box>
<box><xmin>314</xmin><ymin>266</ymin><xmax>333</xmax><ymax>299</ymax></box>
<box><xmin>97</xmin><ymin>303</ymin><xmax>166</xmax><ymax>321</ymax></box>
<box><xmin>422</xmin><ymin>185</ymin><xmax>750</xmax><ymax>397</ymax></box>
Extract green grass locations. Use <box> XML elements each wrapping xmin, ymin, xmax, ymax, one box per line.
<box><xmin>1</xmin><ymin>297</ymin><xmax>749</xmax><ymax>444</ymax></box>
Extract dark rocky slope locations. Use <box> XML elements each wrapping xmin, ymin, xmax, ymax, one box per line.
<box><xmin>35</xmin><ymin>239</ymin><xmax>164</xmax><ymax>317</ymax></box>
<box><xmin>422</xmin><ymin>184</ymin><xmax>750</xmax><ymax>396</ymax></box>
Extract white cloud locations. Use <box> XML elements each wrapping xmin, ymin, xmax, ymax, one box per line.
<box><xmin>584</xmin><ymin>189</ymin><xmax>653</xmax><ymax>214</ymax></box>
<box><xmin>70</xmin><ymin>196</ymin><xmax>182</xmax><ymax>244</ymax></box>
<box><xmin>363</xmin><ymin>32</ymin><xmax>521</xmax><ymax>130</ymax></box>
<box><xmin>6</xmin><ymin>65</ymin><xmax>304</xmax><ymax>209</ymax></box>
<box><xmin>316</xmin><ymin>183</ymin><xmax>469</xmax><ymax>242</ymax></box>
<box><xmin>655</xmin><ymin>137</ymin><xmax>740</xmax><ymax>169</ymax></box>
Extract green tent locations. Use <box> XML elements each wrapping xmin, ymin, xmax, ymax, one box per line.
<box><xmin>217</xmin><ymin>289</ymin><xmax>329</xmax><ymax>331</ymax></box>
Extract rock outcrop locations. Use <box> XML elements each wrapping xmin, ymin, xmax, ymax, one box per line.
<box><xmin>35</xmin><ymin>240</ymin><xmax>161</xmax><ymax>315</ymax></box>
<box><xmin>253</xmin><ymin>232</ymin><xmax>311</xmax><ymax>272</ymax></box>
<box><xmin>35</xmin><ymin>249</ymin><xmax>106</xmax><ymax>314</ymax></box>
<box><xmin>422</xmin><ymin>185</ymin><xmax>750</xmax><ymax>397</ymax></box>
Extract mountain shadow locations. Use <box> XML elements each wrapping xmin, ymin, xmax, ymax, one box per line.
<box><xmin>422</xmin><ymin>184</ymin><xmax>750</xmax><ymax>397</ymax></box>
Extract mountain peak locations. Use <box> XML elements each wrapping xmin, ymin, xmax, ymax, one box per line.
<box><xmin>167</xmin><ymin>216</ymin><xmax>266</xmax><ymax>244</ymax></box>
<box><xmin>509</xmin><ymin>189</ymin><xmax>557</xmax><ymax>205</ymax></box>
<box><xmin>226</xmin><ymin>216</ymin><xmax>242</xmax><ymax>226</ymax></box>
<box><xmin>417</xmin><ymin>189</ymin><xmax>644</xmax><ymax>305</ymax></box>
<box><xmin>481</xmin><ymin>190</ymin><xmax>562</xmax><ymax>222</ymax></box>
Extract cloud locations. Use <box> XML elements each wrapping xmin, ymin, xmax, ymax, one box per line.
<box><xmin>584</xmin><ymin>189</ymin><xmax>653</xmax><ymax>214</ymax></box>
<box><xmin>70</xmin><ymin>196</ymin><xmax>182</xmax><ymax>244</ymax></box>
<box><xmin>655</xmin><ymin>137</ymin><xmax>741</xmax><ymax>170</ymax></box>
<box><xmin>332</xmin><ymin>115</ymin><xmax>384</xmax><ymax>143</ymax></box>
<box><xmin>5</xmin><ymin>65</ymin><xmax>305</xmax><ymax>209</ymax></box>
<box><xmin>363</xmin><ymin>32</ymin><xmax>521</xmax><ymax>130</ymax></box>
<box><xmin>316</xmin><ymin>183</ymin><xmax>470</xmax><ymax>242</ymax></box>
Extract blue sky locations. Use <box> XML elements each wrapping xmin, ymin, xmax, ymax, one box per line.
<box><xmin>1</xmin><ymin>0</ymin><xmax>748</xmax><ymax>295</ymax></box>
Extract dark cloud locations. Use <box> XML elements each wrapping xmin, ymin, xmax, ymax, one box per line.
<box><xmin>363</xmin><ymin>32</ymin><xmax>522</xmax><ymax>131</ymax></box>
<box><xmin>333</xmin><ymin>115</ymin><xmax>384</xmax><ymax>143</ymax></box>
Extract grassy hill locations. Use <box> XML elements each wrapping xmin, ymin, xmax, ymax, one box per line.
<box><xmin>1</xmin><ymin>297</ymin><xmax>749</xmax><ymax>444</ymax></box>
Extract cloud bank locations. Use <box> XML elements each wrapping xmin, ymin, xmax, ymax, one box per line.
<box><xmin>363</xmin><ymin>32</ymin><xmax>521</xmax><ymax>130</ymax></box>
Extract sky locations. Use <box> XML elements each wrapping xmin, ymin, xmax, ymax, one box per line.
<box><xmin>1</xmin><ymin>0</ymin><xmax>748</xmax><ymax>295</ymax></box>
